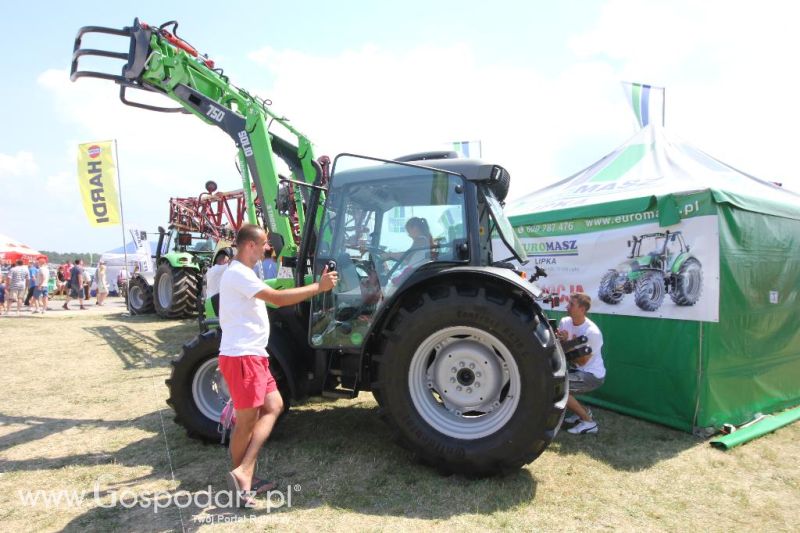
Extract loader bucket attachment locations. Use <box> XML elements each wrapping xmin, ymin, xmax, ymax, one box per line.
<box><xmin>70</xmin><ymin>18</ymin><xmax>186</xmax><ymax>113</ymax></box>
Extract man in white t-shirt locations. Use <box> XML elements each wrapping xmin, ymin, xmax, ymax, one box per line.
<box><xmin>557</xmin><ymin>292</ymin><xmax>606</xmax><ymax>435</ymax></box>
<box><xmin>219</xmin><ymin>224</ymin><xmax>338</xmax><ymax>505</ymax></box>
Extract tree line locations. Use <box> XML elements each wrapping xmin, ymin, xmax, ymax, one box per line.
<box><xmin>39</xmin><ymin>251</ymin><xmax>103</xmax><ymax>265</ymax></box>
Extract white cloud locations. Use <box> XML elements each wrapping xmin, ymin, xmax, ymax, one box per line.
<box><xmin>247</xmin><ymin>44</ymin><xmax>630</xmax><ymax>201</ymax></box>
<box><xmin>44</xmin><ymin>171</ymin><xmax>73</xmax><ymax>196</ymax></box>
<box><xmin>0</xmin><ymin>151</ymin><xmax>38</xmax><ymax>178</ymax></box>
<box><xmin>37</xmin><ymin>68</ymin><xmax>246</xmax><ymax>239</ymax></box>
<box><xmin>38</xmin><ymin>69</ymin><xmax>240</xmax><ymax>192</ymax></box>
<box><xmin>37</xmin><ymin>1</ymin><xmax>800</xmax><ymax>253</ymax></box>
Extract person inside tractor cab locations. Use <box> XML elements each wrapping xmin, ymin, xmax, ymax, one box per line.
<box><xmin>206</xmin><ymin>247</ymin><xmax>233</xmax><ymax>315</ymax></box>
<box><xmin>385</xmin><ymin>217</ymin><xmax>433</xmax><ymax>285</ymax></box>
<box><xmin>557</xmin><ymin>292</ymin><xmax>606</xmax><ymax>435</ymax></box>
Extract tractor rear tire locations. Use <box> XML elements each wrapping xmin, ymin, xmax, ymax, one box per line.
<box><xmin>165</xmin><ymin>329</ymin><xmax>291</xmax><ymax>443</ymax></box>
<box><xmin>598</xmin><ymin>270</ymin><xmax>624</xmax><ymax>304</ymax></box>
<box><xmin>670</xmin><ymin>258</ymin><xmax>703</xmax><ymax>306</ymax></box>
<box><xmin>126</xmin><ymin>275</ymin><xmax>154</xmax><ymax>315</ymax></box>
<box><xmin>372</xmin><ymin>283</ymin><xmax>567</xmax><ymax>476</ymax></box>
<box><xmin>634</xmin><ymin>271</ymin><xmax>666</xmax><ymax>311</ymax></box>
<box><xmin>154</xmin><ymin>263</ymin><xmax>200</xmax><ymax>319</ymax></box>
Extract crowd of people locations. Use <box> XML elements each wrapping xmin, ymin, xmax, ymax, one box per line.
<box><xmin>0</xmin><ymin>257</ymin><xmax>111</xmax><ymax>316</ymax></box>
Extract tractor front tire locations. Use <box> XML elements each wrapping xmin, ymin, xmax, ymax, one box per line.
<box><xmin>634</xmin><ymin>271</ymin><xmax>666</xmax><ymax>311</ymax></box>
<box><xmin>154</xmin><ymin>263</ymin><xmax>200</xmax><ymax>319</ymax></box>
<box><xmin>126</xmin><ymin>275</ymin><xmax>154</xmax><ymax>315</ymax></box>
<box><xmin>670</xmin><ymin>258</ymin><xmax>703</xmax><ymax>306</ymax></box>
<box><xmin>166</xmin><ymin>330</ymin><xmax>291</xmax><ymax>443</ymax></box>
<box><xmin>598</xmin><ymin>271</ymin><xmax>624</xmax><ymax>304</ymax></box>
<box><xmin>373</xmin><ymin>283</ymin><xmax>567</xmax><ymax>476</ymax></box>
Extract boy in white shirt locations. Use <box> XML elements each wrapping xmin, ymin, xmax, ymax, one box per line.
<box><xmin>557</xmin><ymin>292</ymin><xmax>606</xmax><ymax>435</ymax></box>
<box><xmin>204</xmin><ymin>247</ymin><xmax>233</xmax><ymax>315</ymax></box>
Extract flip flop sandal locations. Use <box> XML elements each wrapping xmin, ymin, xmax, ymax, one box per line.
<box><xmin>226</xmin><ymin>471</ymin><xmax>255</xmax><ymax>509</ymax></box>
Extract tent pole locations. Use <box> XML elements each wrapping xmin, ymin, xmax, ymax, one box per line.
<box><xmin>114</xmin><ymin>139</ymin><xmax>131</xmax><ymax>316</ymax></box>
<box><xmin>693</xmin><ymin>321</ymin><xmax>704</xmax><ymax>432</ymax></box>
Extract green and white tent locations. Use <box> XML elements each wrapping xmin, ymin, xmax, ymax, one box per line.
<box><xmin>506</xmin><ymin>124</ymin><xmax>800</xmax><ymax>434</ymax></box>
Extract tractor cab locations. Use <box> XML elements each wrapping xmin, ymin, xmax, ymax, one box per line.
<box><xmin>627</xmin><ymin>231</ymin><xmax>688</xmax><ymax>271</ymax></box>
<box><xmin>309</xmin><ymin>154</ymin><xmax>526</xmax><ymax>350</ymax></box>
<box><xmin>157</xmin><ymin>226</ymin><xmax>215</xmax><ymax>265</ymax></box>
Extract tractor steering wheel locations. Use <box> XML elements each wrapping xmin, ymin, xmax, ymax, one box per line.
<box><xmin>385</xmin><ymin>246</ymin><xmax>431</xmax><ymax>280</ymax></box>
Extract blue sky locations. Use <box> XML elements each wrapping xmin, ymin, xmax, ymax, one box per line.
<box><xmin>2</xmin><ymin>1</ymin><xmax>798</xmax><ymax>253</ymax></box>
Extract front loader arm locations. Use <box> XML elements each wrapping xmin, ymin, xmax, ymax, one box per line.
<box><xmin>71</xmin><ymin>18</ymin><xmax>322</xmax><ymax>270</ymax></box>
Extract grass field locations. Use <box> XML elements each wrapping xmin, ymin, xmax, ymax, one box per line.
<box><xmin>0</xmin><ymin>298</ymin><xmax>797</xmax><ymax>532</ymax></box>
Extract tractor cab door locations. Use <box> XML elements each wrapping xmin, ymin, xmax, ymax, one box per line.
<box><xmin>309</xmin><ymin>155</ymin><xmax>469</xmax><ymax>350</ymax></box>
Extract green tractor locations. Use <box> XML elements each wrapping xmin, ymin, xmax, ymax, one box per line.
<box><xmin>126</xmin><ymin>226</ymin><xmax>210</xmax><ymax>317</ymax></box>
<box><xmin>127</xmin><ymin>183</ymin><xmax>249</xmax><ymax>317</ymax></box>
<box><xmin>72</xmin><ymin>19</ymin><xmax>570</xmax><ymax>475</ymax></box>
<box><xmin>598</xmin><ymin>230</ymin><xmax>703</xmax><ymax>312</ymax></box>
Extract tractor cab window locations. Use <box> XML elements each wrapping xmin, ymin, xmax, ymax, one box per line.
<box><xmin>310</xmin><ymin>155</ymin><xmax>467</xmax><ymax>350</ymax></box>
<box><xmin>664</xmin><ymin>232</ymin><xmax>683</xmax><ymax>260</ymax></box>
<box><xmin>483</xmin><ymin>187</ymin><xmax>528</xmax><ymax>264</ymax></box>
<box><xmin>642</xmin><ymin>236</ymin><xmax>666</xmax><ymax>257</ymax></box>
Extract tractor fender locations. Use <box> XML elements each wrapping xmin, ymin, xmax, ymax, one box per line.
<box><xmin>133</xmin><ymin>271</ymin><xmax>155</xmax><ymax>286</ymax></box>
<box><xmin>362</xmin><ymin>265</ymin><xmax>546</xmax><ymax>360</ymax></box>
<box><xmin>625</xmin><ymin>259</ymin><xmax>642</xmax><ymax>271</ymax></box>
<box><xmin>160</xmin><ymin>251</ymin><xmax>201</xmax><ymax>271</ymax></box>
<box><xmin>670</xmin><ymin>253</ymin><xmax>694</xmax><ymax>274</ymax></box>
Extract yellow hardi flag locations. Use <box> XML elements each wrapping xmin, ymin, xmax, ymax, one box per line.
<box><xmin>77</xmin><ymin>141</ymin><xmax>120</xmax><ymax>226</ymax></box>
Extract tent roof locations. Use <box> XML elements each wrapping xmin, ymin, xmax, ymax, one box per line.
<box><xmin>507</xmin><ymin>125</ymin><xmax>800</xmax><ymax>226</ymax></box>
<box><xmin>0</xmin><ymin>233</ymin><xmax>46</xmax><ymax>262</ymax></box>
<box><xmin>97</xmin><ymin>252</ymin><xmax>146</xmax><ymax>266</ymax></box>
<box><xmin>106</xmin><ymin>240</ymin><xmax>158</xmax><ymax>255</ymax></box>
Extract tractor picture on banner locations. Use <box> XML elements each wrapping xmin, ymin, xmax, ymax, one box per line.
<box><xmin>512</xmin><ymin>194</ymin><xmax>720</xmax><ymax>322</ymax></box>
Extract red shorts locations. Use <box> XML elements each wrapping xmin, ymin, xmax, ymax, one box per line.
<box><xmin>218</xmin><ymin>355</ymin><xmax>277</xmax><ymax>410</ymax></box>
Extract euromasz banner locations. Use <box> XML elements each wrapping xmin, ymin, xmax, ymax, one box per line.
<box><xmin>509</xmin><ymin>193</ymin><xmax>720</xmax><ymax>322</ymax></box>
<box><xmin>77</xmin><ymin>141</ymin><xmax>120</xmax><ymax>226</ymax></box>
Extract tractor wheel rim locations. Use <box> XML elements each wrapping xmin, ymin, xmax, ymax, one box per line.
<box><xmin>191</xmin><ymin>358</ymin><xmax>230</xmax><ymax>422</ymax></box>
<box><xmin>158</xmin><ymin>272</ymin><xmax>173</xmax><ymax>309</ymax></box>
<box><xmin>409</xmin><ymin>326</ymin><xmax>521</xmax><ymax>440</ymax></box>
<box><xmin>684</xmin><ymin>263</ymin><xmax>701</xmax><ymax>295</ymax></box>
<box><xmin>129</xmin><ymin>285</ymin><xmax>143</xmax><ymax>309</ymax></box>
<box><xmin>643</xmin><ymin>276</ymin><xmax>658</xmax><ymax>297</ymax></box>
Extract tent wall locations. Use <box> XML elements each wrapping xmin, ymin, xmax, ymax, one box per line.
<box><xmin>546</xmin><ymin>309</ymin><xmax>700</xmax><ymax>432</ymax></box>
<box><xmin>697</xmin><ymin>205</ymin><xmax>800</xmax><ymax>428</ymax></box>
<box><xmin>542</xmin><ymin>203</ymin><xmax>800</xmax><ymax>433</ymax></box>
